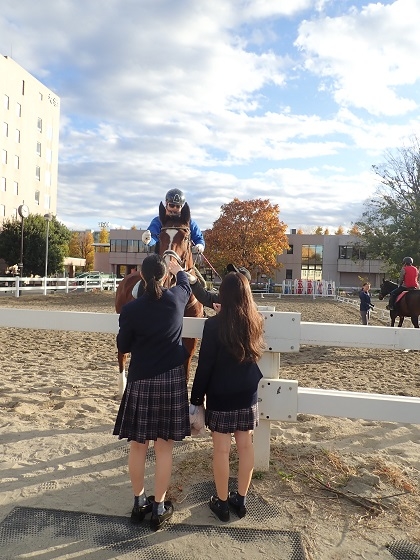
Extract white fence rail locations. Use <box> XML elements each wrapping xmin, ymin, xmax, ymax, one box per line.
<box><xmin>0</xmin><ymin>276</ymin><xmax>122</xmax><ymax>296</ymax></box>
<box><xmin>1</xmin><ymin>307</ymin><xmax>419</xmax><ymax>470</ymax></box>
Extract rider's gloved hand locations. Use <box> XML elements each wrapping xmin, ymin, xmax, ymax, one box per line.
<box><xmin>192</xmin><ymin>243</ymin><xmax>204</xmax><ymax>254</ymax></box>
<box><xmin>142</xmin><ymin>230</ymin><xmax>152</xmax><ymax>245</ymax></box>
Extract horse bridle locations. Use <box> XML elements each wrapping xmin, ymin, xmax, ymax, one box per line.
<box><xmin>160</xmin><ymin>226</ymin><xmax>193</xmax><ymax>282</ymax></box>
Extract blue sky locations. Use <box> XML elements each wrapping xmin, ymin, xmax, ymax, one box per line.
<box><xmin>2</xmin><ymin>0</ymin><xmax>420</xmax><ymax>233</ymax></box>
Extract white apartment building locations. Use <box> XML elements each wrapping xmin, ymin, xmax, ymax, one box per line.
<box><xmin>0</xmin><ymin>55</ymin><xmax>60</xmax><ymax>224</ymax></box>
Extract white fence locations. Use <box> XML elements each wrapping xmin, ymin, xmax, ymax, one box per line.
<box><xmin>1</xmin><ymin>307</ymin><xmax>419</xmax><ymax>470</ymax></box>
<box><xmin>0</xmin><ymin>276</ymin><xmax>122</xmax><ymax>297</ymax></box>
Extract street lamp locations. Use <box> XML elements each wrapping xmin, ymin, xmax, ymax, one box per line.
<box><xmin>17</xmin><ymin>204</ymin><xmax>29</xmax><ymax>276</ymax></box>
<box><xmin>44</xmin><ymin>213</ymin><xmax>53</xmax><ymax>278</ymax></box>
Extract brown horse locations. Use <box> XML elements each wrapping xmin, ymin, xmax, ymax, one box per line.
<box><xmin>378</xmin><ymin>279</ymin><xmax>420</xmax><ymax>328</ymax></box>
<box><xmin>114</xmin><ymin>202</ymin><xmax>203</xmax><ymax>396</ymax></box>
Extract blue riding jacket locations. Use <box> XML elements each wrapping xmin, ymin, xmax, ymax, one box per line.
<box><xmin>146</xmin><ymin>216</ymin><xmax>205</xmax><ymax>248</ymax></box>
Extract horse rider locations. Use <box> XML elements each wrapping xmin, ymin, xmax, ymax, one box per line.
<box><xmin>141</xmin><ymin>188</ymin><xmax>205</xmax><ymax>254</ymax></box>
<box><xmin>168</xmin><ymin>261</ymin><xmax>251</xmax><ymax>309</ymax></box>
<box><xmin>387</xmin><ymin>256</ymin><xmax>419</xmax><ymax>310</ymax></box>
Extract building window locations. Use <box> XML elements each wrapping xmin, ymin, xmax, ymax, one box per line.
<box><xmin>13</xmin><ymin>181</ymin><xmax>18</xmax><ymax>195</ymax></box>
<box><xmin>2</xmin><ymin>149</ymin><xmax>7</xmax><ymax>164</ymax></box>
<box><xmin>287</xmin><ymin>245</ymin><xmax>293</xmax><ymax>255</ymax></box>
<box><xmin>12</xmin><ymin>208</ymin><xmax>17</xmax><ymax>219</ymax></box>
<box><xmin>45</xmin><ymin>170</ymin><xmax>51</xmax><ymax>186</ymax></box>
<box><xmin>1</xmin><ymin>177</ymin><xmax>5</xmax><ymax>191</ymax></box>
<box><xmin>339</xmin><ymin>245</ymin><xmax>352</xmax><ymax>259</ymax></box>
<box><xmin>46</xmin><ymin>125</ymin><xmax>53</xmax><ymax>140</ymax></box>
<box><xmin>15</xmin><ymin>129</ymin><xmax>20</xmax><ymax>143</ymax></box>
<box><xmin>37</xmin><ymin>118</ymin><xmax>42</xmax><ymax>132</ymax></box>
<box><xmin>35</xmin><ymin>190</ymin><xmax>40</xmax><ymax>205</ymax></box>
<box><xmin>14</xmin><ymin>155</ymin><xmax>19</xmax><ymax>169</ymax></box>
<box><xmin>39</xmin><ymin>92</ymin><xmax>43</xmax><ymax>101</ymax></box>
<box><xmin>3</xmin><ymin>122</ymin><xmax>8</xmax><ymax>137</ymax></box>
<box><xmin>285</xmin><ymin>269</ymin><xmax>293</xmax><ymax>280</ymax></box>
<box><xmin>4</xmin><ymin>95</ymin><xmax>9</xmax><ymax>110</ymax></box>
<box><xmin>127</xmin><ymin>239</ymin><xmax>140</xmax><ymax>252</ymax></box>
<box><xmin>16</xmin><ymin>103</ymin><xmax>21</xmax><ymax>117</ymax></box>
<box><xmin>339</xmin><ymin>245</ymin><xmax>366</xmax><ymax>260</ymax></box>
<box><xmin>36</xmin><ymin>142</ymin><xmax>41</xmax><ymax>156</ymax></box>
<box><xmin>301</xmin><ymin>244</ymin><xmax>323</xmax><ymax>280</ymax></box>
<box><xmin>35</xmin><ymin>166</ymin><xmax>40</xmax><ymax>180</ymax></box>
<box><xmin>0</xmin><ymin>204</ymin><xmax>5</xmax><ymax>217</ymax></box>
<box><xmin>46</xmin><ymin>148</ymin><xmax>52</xmax><ymax>163</ymax></box>
<box><xmin>44</xmin><ymin>194</ymin><xmax>50</xmax><ymax>209</ymax></box>
<box><xmin>22</xmin><ymin>80</ymin><xmax>25</xmax><ymax>95</ymax></box>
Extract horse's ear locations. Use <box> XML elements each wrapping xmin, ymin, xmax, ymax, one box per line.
<box><xmin>181</xmin><ymin>202</ymin><xmax>191</xmax><ymax>224</ymax></box>
<box><xmin>159</xmin><ymin>202</ymin><xmax>166</xmax><ymax>223</ymax></box>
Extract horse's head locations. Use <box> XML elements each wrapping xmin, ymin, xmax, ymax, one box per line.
<box><xmin>378</xmin><ymin>278</ymin><xmax>398</xmax><ymax>300</ymax></box>
<box><xmin>159</xmin><ymin>202</ymin><xmax>192</xmax><ymax>286</ymax></box>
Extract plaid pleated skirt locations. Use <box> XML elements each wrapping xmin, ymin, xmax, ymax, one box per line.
<box><xmin>113</xmin><ymin>365</ymin><xmax>191</xmax><ymax>444</ymax></box>
<box><xmin>205</xmin><ymin>403</ymin><xmax>259</xmax><ymax>433</ymax></box>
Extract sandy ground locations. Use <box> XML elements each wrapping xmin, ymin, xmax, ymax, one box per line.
<box><xmin>0</xmin><ymin>291</ymin><xmax>419</xmax><ymax>559</ymax></box>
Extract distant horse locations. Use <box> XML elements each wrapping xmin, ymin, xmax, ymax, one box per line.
<box><xmin>378</xmin><ymin>279</ymin><xmax>420</xmax><ymax>328</ymax></box>
<box><xmin>114</xmin><ymin>202</ymin><xmax>203</xmax><ymax>397</ymax></box>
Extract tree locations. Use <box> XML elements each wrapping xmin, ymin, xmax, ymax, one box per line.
<box><xmin>324</xmin><ymin>228</ymin><xmax>330</xmax><ymax>235</ymax></box>
<box><xmin>348</xmin><ymin>224</ymin><xmax>361</xmax><ymax>236</ymax></box>
<box><xmin>97</xmin><ymin>226</ymin><xmax>110</xmax><ymax>253</ymax></box>
<box><xmin>313</xmin><ymin>226</ymin><xmax>323</xmax><ymax>234</ymax></box>
<box><xmin>204</xmin><ymin>198</ymin><xmax>289</xmax><ymax>277</ymax></box>
<box><xmin>296</xmin><ymin>228</ymin><xmax>304</xmax><ymax>234</ymax></box>
<box><xmin>0</xmin><ymin>214</ymin><xmax>71</xmax><ymax>275</ymax></box>
<box><xmin>68</xmin><ymin>231</ymin><xmax>95</xmax><ymax>270</ymax></box>
<box><xmin>355</xmin><ymin>135</ymin><xmax>420</xmax><ymax>276</ymax></box>
<box><xmin>335</xmin><ymin>226</ymin><xmax>345</xmax><ymax>235</ymax></box>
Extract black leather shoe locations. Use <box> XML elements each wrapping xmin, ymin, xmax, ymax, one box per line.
<box><xmin>228</xmin><ymin>492</ymin><xmax>247</xmax><ymax>518</ymax></box>
<box><xmin>150</xmin><ymin>501</ymin><xmax>174</xmax><ymax>531</ymax></box>
<box><xmin>209</xmin><ymin>496</ymin><xmax>230</xmax><ymax>522</ymax></box>
<box><xmin>130</xmin><ymin>495</ymin><xmax>154</xmax><ymax>524</ymax></box>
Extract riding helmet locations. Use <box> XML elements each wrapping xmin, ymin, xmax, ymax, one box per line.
<box><xmin>165</xmin><ymin>188</ymin><xmax>186</xmax><ymax>207</ymax></box>
<box><xmin>402</xmin><ymin>256</ymin><xmax>413</xmax><ymax>265</ymax></box>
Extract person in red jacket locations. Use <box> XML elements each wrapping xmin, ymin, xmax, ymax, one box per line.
<box><xmin>387</xmin><ymin>257</ymin><xmax>419</xmax><ymax>310</ymax></box>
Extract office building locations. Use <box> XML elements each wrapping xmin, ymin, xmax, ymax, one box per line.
<box><xmin>0</xmin><ymin>55</ymin><xmax>60</xmax><ymax>224</ymax></box>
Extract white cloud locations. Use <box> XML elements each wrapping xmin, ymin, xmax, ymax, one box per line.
<box><xmin>295</xmin><ymin>0</ymin><xmax>420</xmax><ymax>115</ymax></box>
<box><xmin>1</xmin><ymin>1</ymin><xmax>420</xmax><ymax>235</ymax></box>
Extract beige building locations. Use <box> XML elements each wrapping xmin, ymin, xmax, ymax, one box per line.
<box><xmin>94</xmin><ymin>228</ymin><xmax>384</xmax><ymax>289</ymax></box>
<box><xmin>275</xmin><ymin>231</ymin><xmax>384</xmax><ymax>289</ymax></box>
<box><xmin>0</xmin><ymin>55</ymin><xmax>60</xmax><ymax>224</ymax></box>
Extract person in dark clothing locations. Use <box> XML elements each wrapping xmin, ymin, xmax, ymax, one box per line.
<box><xmin>359</xmin><ymin>282</ymin><xmax>374</xmax><ymax>325</ymax></box>
<box><xmin>190</xmin><ymin>271</ymin><xmax>265</xmax><ymax>522</ymax></box>
<box><xmin>113</xmin><ymin>254</ymin><xmax>191</xmax><ymax>531</ymax></box>
<box><xmin>167</xmin><ymin>261</ymin><xmax>251</xmax><ymax>309</ymax></box>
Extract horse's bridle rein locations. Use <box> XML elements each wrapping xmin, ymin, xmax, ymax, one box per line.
<box><xmin>160</xmin><ymin>226</ymin><xmax>193</xmax><ymax>287</ymax></box>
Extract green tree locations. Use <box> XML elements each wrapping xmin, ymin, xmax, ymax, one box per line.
<box><xmin>0</xmin><ymin>214</ymin><xmax>71</xmax><ymax>275</ymax></box>
<box><xmin>204</xmin><ymin>198</ymin><xmax>289</xmax><ymax>277</ymax></box>
<box><xmin>355</xmin><ymin>135</ymin><xmax>420</xmax><ymax>276</ymax></box>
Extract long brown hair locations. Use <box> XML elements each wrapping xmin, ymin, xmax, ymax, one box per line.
<box><xmin>141</xmin><ymin>254</ymin><xmax>167</xmax><ymax>300</ymax></box>
<box><xmin>218</xmin><ymin>272</ymin><xmax>265</xmax><ymax>363</ymax></box>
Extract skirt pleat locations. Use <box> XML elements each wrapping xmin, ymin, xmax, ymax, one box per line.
<box><xmin>205</xmin><ymin>403</ymin><xmax>259</xmax><ymax>433</ymax></box>
<box><xmin>113</xmin><ymin>365</ymin><xmax>191</xmax><ymax>443</ymax></box>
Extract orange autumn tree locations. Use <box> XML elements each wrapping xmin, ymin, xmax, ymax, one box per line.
<box><xmin>204</xmin><ymin>198</ymin><xmax>289</xmax><ymax>277</ymax></box>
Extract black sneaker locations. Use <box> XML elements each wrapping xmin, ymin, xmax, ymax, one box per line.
<box><xmin>209</xmin><ymin>496</ymin><xmax>230</xmax><ymax>522</ymax></box>
<box><xmin>150</xmin><ymin>501</ymin><xmax>174</xmax><ymax>531</ymax></box>
<box><xmin>228</xmin><ymin>491</ymin><xmax>247</xmax><ymax>518</ymax></box>
<box><xmin>131</xmin><ymin>495</ymin><xmax>154</xmax><ymax>524</ymax></box>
